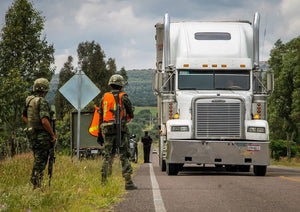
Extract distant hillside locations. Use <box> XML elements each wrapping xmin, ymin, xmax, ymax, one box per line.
<box><xmin>125</xmin><ymin>69</ymin><xmax>157</xmax><ymax>107</ymax></box>
<box><xmin>47</xmin><ymin>69</ymin><xmax>157</xmax><ymax>107</ymax></box>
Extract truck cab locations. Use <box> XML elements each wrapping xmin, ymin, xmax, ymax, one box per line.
<box><xmin>153</xmin><ymin>13</ymin><xmax>273</xmax><ymax>176</ymax></box>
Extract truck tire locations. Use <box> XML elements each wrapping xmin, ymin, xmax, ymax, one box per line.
<box><xmin>253</xmin><ymin>165</ymin><xmax>267</xmax><ymax>176</ymax></box>
<box><xmin>166</xmin><ymin>163</ymin><xmax>179</xmax><ymax>175</ymax></box>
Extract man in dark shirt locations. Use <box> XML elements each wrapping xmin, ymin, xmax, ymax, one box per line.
<box><xmin>141</xmin><ymin>131</ymin><xmax>152</xmax><ymax>163</ymax></box>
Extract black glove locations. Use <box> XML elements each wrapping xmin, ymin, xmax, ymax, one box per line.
<box><xmin>97</xmin><ymin>132</ymin><xmax>104</xmax><ymax>146</ymax></box>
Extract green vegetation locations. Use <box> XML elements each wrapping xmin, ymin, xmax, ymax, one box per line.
<box><xmin>1</xmin><ymin>4</ymin><xmax>300</xmax><ymax>211</ymax></box>
<box><xmin>128</xmin><ymin>107</ymin><xmax>159</xmax><ymax>143</ymax></box>
<box><xmin>0</xmin><ymin>0</ymin><xmax>54</xmax><ymax>157</ymax></box>
<box><xmin>271</xmin><ymin>158</ymin><xmax>300</xmax><ymax>169</ymax></box>
<box><xmin>55</xmin><ymin>41</ymin><xmax>124</xmax><ymax>121</ymax></box>
<box><xmin>125</xmin><ymin>69</ymin><xmax>157</xmax><ymax>107</ymax></box>
<box><xmin>1</xmin><ymin>0</ymin><xmax>298</xmax><ymax>210</ymax></box>
<box><xmin>270</xmin><ymin>139</ymin><xmax>300</xmax><ymax>160</ymax></box>
<box><xmin>268</xmin><ymin>37</ymin><xmax>300</xmax><ymax>160</ymax></box>
<box><xmin>0</xmin><ymin>153</ymin><xmax>141</xmax><ymax>211</ymax></box>
<box><xmin>47</xmin><ymin>68</ymin><xmax>156</xmax><ymax>107</ymax></box>
<box><xmin>134</xmin><ymin>106</ymin><xmax>157</xmax><ymax>116</ymax></box>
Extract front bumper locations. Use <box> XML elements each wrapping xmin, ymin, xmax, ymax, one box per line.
<box><xmin>166</xmin><ymin>139</ymin><xmax>269</xmax><ymax>165</ymax></box>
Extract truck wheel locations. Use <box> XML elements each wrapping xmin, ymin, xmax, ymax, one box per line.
<box><xmin>166</xmin><ymin>163</ymin><xmax>179</xmax><ymax>175</ymax></box>
<box><xmin>253</xmin><ymin>165</ymin><xmax>267</xmax><ymax>176</ymax></box>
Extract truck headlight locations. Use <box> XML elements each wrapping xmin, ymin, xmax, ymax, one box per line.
<box><xmin>256</xmin><ymin>127</ymin><xmax>266</xmax><ymax>133</ymax></box>
<box><xmin>171</xmin><ymin>126</ymin><xmax>189</xmax><ymax>132</ymax></box>
<box><xmin>247</xmin><ymin>127</ymin><xmax>265</xmax><ymax>133</ymax></box>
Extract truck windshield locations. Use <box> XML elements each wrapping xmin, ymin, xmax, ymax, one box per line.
<box><xmin>178</xmin><ymin>70</ymin><xmax>250</xmax><ymax>90</ymax></box>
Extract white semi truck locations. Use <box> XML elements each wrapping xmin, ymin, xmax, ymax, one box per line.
<box><xmin>153</xmin><ymin>13</ymin><xmax>274</xmax><ymax>176</ymax></box>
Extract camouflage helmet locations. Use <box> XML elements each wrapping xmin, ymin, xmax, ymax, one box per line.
<box><xmin>33</xmin><ymin>78</ymin><xmax>50</xmax><ymax>92</ymax></box>
<box><xmin>108</xmin><ymin>74</ymin><xmax>125</xmax><ymax>87</ymax></box>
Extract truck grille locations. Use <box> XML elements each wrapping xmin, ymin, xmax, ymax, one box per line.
<box><xmin>196</xmin><ymin>100</ymin><xmax>241</xmax><ymax>138</ymax></box>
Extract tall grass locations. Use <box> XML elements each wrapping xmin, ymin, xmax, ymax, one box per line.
<box><xmin>271</xmin><ymin>157</ymin><xmax>300</xmax><ymax>169</ymax></box>
<box><xmin>0</xmin><ymin>153</ymin><xmax>138</xmax><ymax>211</ymax></box>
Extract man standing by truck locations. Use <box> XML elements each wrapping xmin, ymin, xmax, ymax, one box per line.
<box><xmin>142</xmin><ymin>131</ymin><xmax>152</xmax><ymax>163</ymax></box>
<box><xmin>22</xmin><ymin>78</ymin><xmax>56</xmax><ymax>189</ymax></box>
<box><xmin>98</xmin><ymin>74</ymin><xmax>137</xmax><ymax>190</ymax></box>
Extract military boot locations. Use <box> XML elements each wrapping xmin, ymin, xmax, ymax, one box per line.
<box><xmin>101</xmin><ymin>175</ymin><xmax>107</xmax><ymax>186</ymax></box>
<box><xmin>124</xmin><ymin>175</ymin><xmax>137</xmax><ymax>190</ymax></box>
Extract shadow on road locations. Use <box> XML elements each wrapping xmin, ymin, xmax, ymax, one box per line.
<box><xmin>176</xmin><ymin>165</ymin><xmax>259</xmax><ymax>177</ymax></box>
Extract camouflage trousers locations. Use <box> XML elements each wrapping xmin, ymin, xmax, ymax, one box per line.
<box><xmin>101</xmin><ymin>132</ymin><xmax>133</xmax><ymax>181</ymax></box>
<box><xmin>30</xmin><ymin>131</ymin><xmax>51</xmax><ymax>188</ymax></box>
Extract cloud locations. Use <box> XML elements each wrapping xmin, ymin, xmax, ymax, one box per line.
<box><xmin>121</xmin><ymin>47</ymin><xmax>135</xmax><ymax>59</ymax></box>
<box><xmin>75</xmin><ymin>0</ymin><xmax>152</xmax><ymax>36</ymax></box>
<box><xmin>71</xmin><ymin>0</ymin><xmax>156</xmax><ymax>70</ymax></box>
<box><xmin>279</xmin><ymin>0</ymin><xmax>300</xmax><ymax>40</ymax></box>
<box><xmin>1</xmin><ymin>0</ymin><xmax>298</xmax><ymax>71</ymax></box>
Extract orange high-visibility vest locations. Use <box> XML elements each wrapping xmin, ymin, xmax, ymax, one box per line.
<box><xmin>89</xmin><ymin>106</ymin><xmax>100</xmax><ymax>137</ymax></box>
<box><xmin>102</xmin><ymin>92</ymin><xmax>129</xmax><ymax>123</ymax></box>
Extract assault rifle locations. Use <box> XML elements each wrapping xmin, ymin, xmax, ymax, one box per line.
<box><xmin>110</xmin><ymin>92</ymin><xmax>122</xmax><ymax>148</ymax></box>
<box><xmin>48</xmin><ymin>110</ymin><xmax>56</xmax><ymax>187</ymax></box>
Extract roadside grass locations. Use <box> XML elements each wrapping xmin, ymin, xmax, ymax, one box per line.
<box><xmin>7</xmin><ymin>145</ymin><xmax>300</xmax><ymax>210</ymax></box>
<box><xmin>271</xmin><ymin>157</ymin><xmax>300</xmax><ymax>169</ymax></box>
<box><xmin>0</xmin><ymin>153</ymin><xmax>139</xmax><ymax>211</ymax></box>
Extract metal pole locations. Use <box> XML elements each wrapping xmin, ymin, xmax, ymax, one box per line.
<box><xmin>76</xmin><ymin>70</ymin><xmax>82</xmax><ymax>164</ymax></box>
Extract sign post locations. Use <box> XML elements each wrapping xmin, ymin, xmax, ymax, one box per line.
<box><xmin>59</xmin><ymin>71</ymin><xmax>100</xmax><ymax>162</ymax></box>
<box><xmin>76</xmin><ymin>70</ymin><xmax>82</xmax><ymax>163</ymax></box>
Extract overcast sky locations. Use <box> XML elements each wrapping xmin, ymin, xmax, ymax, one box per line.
<box><xmin>0</xmin><ymin>0</ymin><xmax>299</xmax><ymax>73</ymax></box>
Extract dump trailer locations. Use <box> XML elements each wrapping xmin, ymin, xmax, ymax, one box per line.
<box><xmin>71</xmin><ymin>111</ymin><xmax>103</xmax><ymax>158</ymax></box>
<box><xmin>153</xmin><ymin>13</ymin><xmax>274</xmax><ymax>176</ymax></box>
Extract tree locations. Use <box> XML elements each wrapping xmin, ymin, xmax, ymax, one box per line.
<box><xmin>0</xmin><ymin>69</ymin><xmax>30</xmax><ymax>156</ymax></box>
<box><xmin>0</xmin><ymin>0</ymin><xmax>54</xmax><ymax>82</ymax></box>
<box><xmin>77</xmin><ymin>41</ymin><xmax>116</xmax><ymax>106</ymax></box>
<box><xmin>268</xmin><ymin>37</ymin><xmax>300</xmax><ymax>159</ymax></box>
<box><xmin>55</xmin><ymin>56</ymin><xmax>75</xmax><ymax>120</ymax></box>
<box><xmin>124</xmin><ymin>69</ymin><xmax>157</xmax><ymax>106</ymax></box>
<box><xmin>119</xmin><ymin>66</ymin><xmax>128</xmax><ymax>83</ymax></box>
<box><xmin>107</xmin><ymin>58</ymin><xmax>117</xmax><ymax>76</ymax></box>
<box><xmin>290</xmin><ymin>39</ymin><xmax>300</xmax><ymax>144</ymax></box>
<box><xmin>268</xmin><ymin>40</ymin><xmax>287</xmax><ymax>140</ymax></box>
<box><xmin>0</xmin><ymin>0</ymin><xmax>54</xmax><ymax>156</ymax></box>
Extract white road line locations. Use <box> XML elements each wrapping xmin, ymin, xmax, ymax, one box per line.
<box><xmin>149</xmin><ymin>163</ymin><xmax>167</xmax><ymax>212</ymax></box>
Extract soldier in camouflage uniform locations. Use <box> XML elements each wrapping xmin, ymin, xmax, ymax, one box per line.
<box><xmin>98</xmin><ymin>74</ymin><xmax>137</xmax><ymax>190</ymax></box>
<box><xmin>22</xmin><ymin>78</ymin><xmax>56</xmax><ymax>189</ymax></box>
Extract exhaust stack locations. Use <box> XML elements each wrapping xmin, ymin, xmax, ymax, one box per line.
<box><xmin>163</xmin><ymin>13</ymin><xmax>170</xmax><ymax>71</ymax></box>
<box><xmin>253</xmin><ymin>12</ymin><xmax>260</xmax><ymax>69</ymax></box>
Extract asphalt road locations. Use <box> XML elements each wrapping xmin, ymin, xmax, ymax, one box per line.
<box><xmin>114</xmin><ymin>152</ymin><xmax>300</xmax><ymax>212</ymax></box>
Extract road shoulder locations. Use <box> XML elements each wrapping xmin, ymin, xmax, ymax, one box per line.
<box><xmin>113</xmin><ymin>163</ymin><xmax>155</xmax><ymax>212</ymax></box>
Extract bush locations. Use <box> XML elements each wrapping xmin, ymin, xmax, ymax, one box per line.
<box><xmin>270</xmin><ymin>139</ymin><xmax>299</xmax><ymax>160</ymax></box>
<box><xmin>55</xmin><ymin>113</ymin><xmax>71</xmax><ymax>154</ymax></box>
